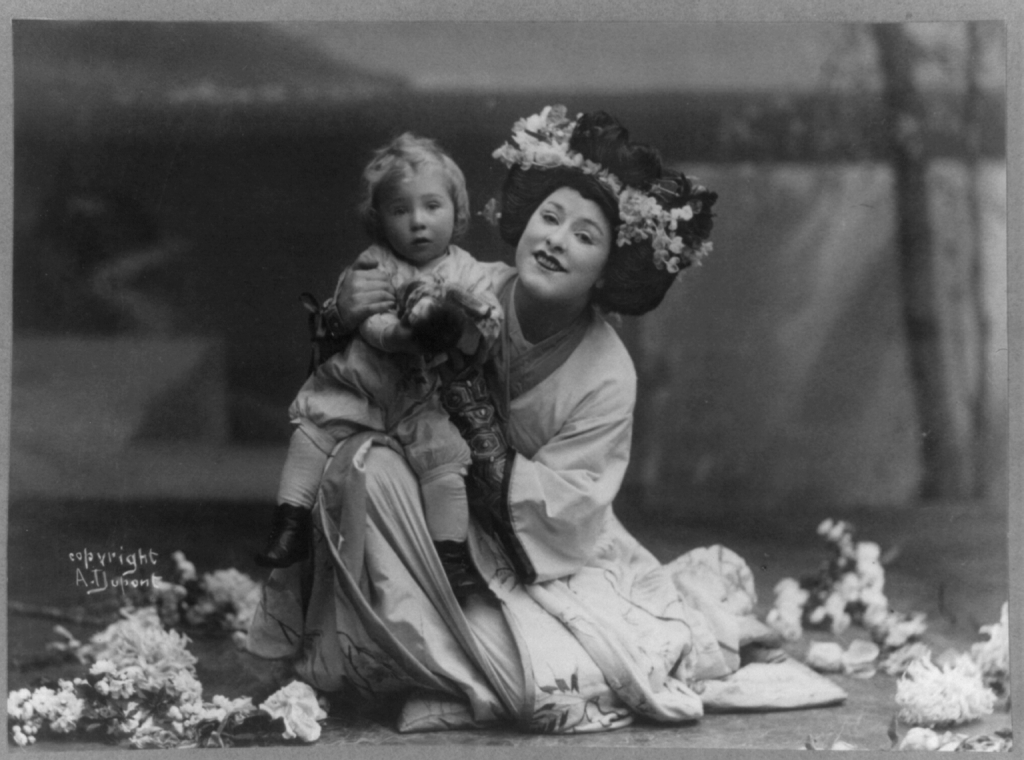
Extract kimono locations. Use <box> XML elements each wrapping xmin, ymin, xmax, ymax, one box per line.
<box><xmin>247</xmin><ymin>268</ymin><xmax>846</xmax><ymax>733</ymax></box>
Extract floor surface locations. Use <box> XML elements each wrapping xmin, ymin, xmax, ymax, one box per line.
<box><xmin>6</xmin><ymin>498</ymin><xmax>1013</xmax><ymax>752</ymax></box>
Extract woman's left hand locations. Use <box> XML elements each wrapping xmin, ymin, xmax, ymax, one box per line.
<box><xmin>330</xmin><ymin>252</ymin><xmax>396</xmax><ymax>336</ymax></box>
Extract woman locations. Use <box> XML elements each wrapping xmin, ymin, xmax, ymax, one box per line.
<box><xmin>247</xmin><ymin>106</ymin><xmax>845</xmax><ymax>733</ymax></box>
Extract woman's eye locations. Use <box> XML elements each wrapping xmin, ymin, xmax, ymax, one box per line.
<box><xmin>576</xmin><ymin>232</ymin><xmax>593</xmax><ymax>245</ymax></box>
<box><xmin>542</xmin><ymin>212</ymin><xmax>558</xmax><ymax>224</ymax></box>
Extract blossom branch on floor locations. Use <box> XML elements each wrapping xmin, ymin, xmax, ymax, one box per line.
<box><xmin>767</xmin><ymin>519</ymin><xmax>1010</xmax><ymax>747</ymax></box>
<box><xmin>145</xmin><ymin>552</ymin><xmax>262</xmax><ymax>647</ymax></box>
<box><xmin>767</xmin><ymin>519</ymin><xmax>927</xmax><ymax>649</ymax></box>
<box><xmin>8</xmin><ymin>553</ymin><xmax>328</xmax><ymax>749</ymax></box>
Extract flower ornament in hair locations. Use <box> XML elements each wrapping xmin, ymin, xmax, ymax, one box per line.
<box><xmin>492</xmin><ymin>105</ymin><xmax>717</xmax><ymax>274</ymax></box>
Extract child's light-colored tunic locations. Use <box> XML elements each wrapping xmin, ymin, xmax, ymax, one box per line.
<box><xmin>288</xmin><ymin>243</ymin><xmax>504</xmax><ymax>481</ymax></box>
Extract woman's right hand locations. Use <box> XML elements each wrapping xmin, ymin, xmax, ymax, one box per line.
<box><xmin>330</xmin><ymin>251</ymin><xmax>396</xmax><ymax>336</ymax></box>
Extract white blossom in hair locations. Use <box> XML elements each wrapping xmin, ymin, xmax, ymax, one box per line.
<box><xmin>492</xmin><ymin>105</ymin><xmax>715</xmax><ymax>274</ymax></box>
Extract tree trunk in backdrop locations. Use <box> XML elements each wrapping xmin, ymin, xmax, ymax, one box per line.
<box><xmin>962</xmin><ymin>21</ymin><xmax>993</xmax><ymax>498</ymax></box>
<box><xmin>872</xmin><ymin>24</ymin><xmax>987</xmax><ymax>499</ymax></box>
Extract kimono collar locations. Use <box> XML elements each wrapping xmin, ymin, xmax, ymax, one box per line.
<box><xmin>495</xmin><ymin>276</ymin><xmax>592</xmax><ymax>405</ymax></box>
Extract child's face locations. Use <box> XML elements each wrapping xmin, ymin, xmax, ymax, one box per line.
<box><xmin>379</xmin><ymin>164</ymin><xmax>456</xmax><ymax>266</ymax></box>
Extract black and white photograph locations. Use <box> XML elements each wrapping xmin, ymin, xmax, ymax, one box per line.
<box><xmin>3</xmin><ymin>4</ymin><xmax>1018</xmax><ymax>754</ymax></box>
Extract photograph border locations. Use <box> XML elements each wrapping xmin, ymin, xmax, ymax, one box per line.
<box><xmin>1</xmin><ymin>2</ymin><xmax>1020</xmax><ymax>759</ymax></box>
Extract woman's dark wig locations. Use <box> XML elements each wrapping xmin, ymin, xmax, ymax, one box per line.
<box><xmin>499</xmin><ymin>110</ymin><xmax>717</xmax><ymax>317</ymax></box>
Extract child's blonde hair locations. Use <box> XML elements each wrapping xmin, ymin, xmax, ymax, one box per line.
<box><xmin>359</xmin><ymin>133</ymin><xmax>470</xmax><ymax>246</ymax></box>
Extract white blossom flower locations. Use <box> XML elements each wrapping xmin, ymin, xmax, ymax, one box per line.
<box><xmin>521</xmin><ymin>106</ymin><xmax>552</xmax><ymax>133</ymax></box>
<box><xmin>766</xmin><ymin>609</ymin><xmax>803</xmax><ymax>642</ymax></box>
<box><xmin>861</xmin><ymin>601</ymin><xmax>890</xmax><ymax>631</ymax></box>
<box><xmin>528</xmin><ymin>143</ymin><xmax>565</xmax><ymax>168</ymax></box>
<box><xmin>7</xmin><ymin>688</ymin><xmax>32</xmax><ymax>721</ymax></box>
<box><xmin>128</xmin><ymin>718</ymin><xmax>180</xmax><ymax>749</ymax></box>
<box><xmin>896</xmin><ymin>653</ymin><xmax>996</xmax><ymax>726</ymax></box>
<box><xmin>879</xmin><ymin>611</ymin><xmax>928</xmax><ymax>649</ymax></box>
<box><xmin>199</xmin><ymin>694</ymin><xmax>256</xmax><ymax>724</ymax></box>
<box><xmin>45</xmin><ymin>683</ymin><xmax>85</xmax><ymax>733</ymax></box>
<box><xmin>491</xmin><ymin>143</ymin><xmax>520</xmax><ymax>167</ymax></box>
<box><xmin>898</xmin><ymin>726</ymin><xmax>967</xmax><ymax>751</ymax></box>
<box><xmin>767</xmin><ymin>576</ymin><xmax>810</xmax><ymax>641</ymax></box>
<box><xmin>841</xmin><ymin>639</ymin><xmax>879</xmax><ymax>678</ymax></box>
<box><xmin>970</xmin><ymin>602</ymin><xmax>1009</xmax><ymax>680</ymax></box>
<box><xmin>11</xmin><ymin>726</ymin><xmax>27</xmax><ymax>746</ymax></box>
<box><xmin>859</xmin><ymin>585</ymin><xmax>888</xmax><ymax>609</ymax></box>
<box><xmin>172</xmin><ymin>551</ymin><xmax>198</xmax><ymax>582</ymax></box>
<box><xmin>818</xmin><ymin>518</ymin><xmax>849</xmax><ymax>544</ymax></box>
<box><xmin>260</xmin><ymin>681</ymin><xmax>328</xmax><ymax>743</ymax></box>
<box><xmin>28</xmin><ymin>687</ymin><xmax>59</xmax><ymax>719</ymax></box>
<box><xmin>837</xmin><ymin>572</ymin><xmax>861</xmax><ymax>603</ymax></box>
<box><xmin>673</xmin><ymin>205</ymin><xmax>694</xmax><ymax>222</ymax></box>
<box><xmin>823</xmin><ymin>591</ymin><xmax>851</xmax><ymax>634</ymax></box>
<box><xmin>855</xmin><ymin>541</ymin><xmax>881</xmax><ymax>569</ymax></box>
<box><xmin>881</xmin><ymin>642</ymin><xmax>933</xmax><ymax>676</ymax></box>
<box><xmin>213</xmin><ymin>694</ymin><xmax>255</xmax><ymax>714</ymax></box>
<box><xmin>806</xmin><ymin>642</ymin><xmax>844</xmax><ymax>672</ymax></box>
<box><xmin>772</xmin><ymin>577</ymin><xmax>798</xmax><ymax>597</ymax></box>
<box><xmin>200</xmin><ymin>573</ymin><xmax>262</xmax><ymax>630</ymax></box>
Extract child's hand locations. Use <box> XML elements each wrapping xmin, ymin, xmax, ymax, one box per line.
<box><xmin>406</xmin><ymin>294</ymin><xmax>444</xmax><ymax>327</ymax></box>
<box><xmin>398</xmin><ymin>279</ymin><xmax>466</xmax><ymax>354</ymax></box>
<box><xmin>407</xmin><ymin>297</ymin><xmax>467</xmax><ymax>354</ymax></box>
<box><xmin>377</xmin><ymin>323</ymin><xmax>425</xmax><ymax>354</ymax></box>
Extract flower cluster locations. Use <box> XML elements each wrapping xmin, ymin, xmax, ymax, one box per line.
<box><xmin>765</xmin><ymin>578</ymin><xmax>809</xmax><ymax>641</ymax></box>
<box><xmin>492</xmin><ymin>105</ymin><xmax>714</xmax><ymax>274</ymax></box>
<box><xmin>198</xmin><ymin>569</ymin><xmax>262</xmax><ymax>634</ymax></box>
<box><xmin>8</xmin><ymin>681</ymin><xmax>84</xmax><ymax>746</ymax></box>
<box><xmin>767</xmin><ymin>519</ymin><xmax>927</xmax><ymax>649</ymax></box>
<box><xmin>895</xmin><ymin>652</ymin><xmax>997</xmax><ymax>727</ymax></box>
<box><xmin>895</xmin><ymin>726</ymin><xmax>1013</xmax><ymax>751</ymax></box>
<box><xmin>880</xmin><ymin>642</ymin><xmax>933</xmax><ymax>677</ymax></box>
<box><xmin>7</xmin><ymin>607</ymin><xmax>207</xmax><ymax>747</ymax></box>
<box><xmin>805</xmin><ymin>639</ymin><xmax>880</xmax><ymax>678</ymax></box>
<box><xmin>8</xmin><ymin>604</ymin><xmax>328</xmax><ymax>749</ymax></box>
<box><xmin>259</xmin><ymin>681</ymin><xmax>329</xmax><ymax>743</ymax></box>
<box><xmin>897</xmin><ymin>727</ymin><xmax>970</xmax><ymax>751</ymax></box>
<box><xmin>970</xmin><ymin>601</ymin><xmax>1010</xmax><ymax>695</ymax></box>
<box><xmin>136</xmin><ymin>551</ymin><xmax>261</xmax><ymax>643</ymax></box>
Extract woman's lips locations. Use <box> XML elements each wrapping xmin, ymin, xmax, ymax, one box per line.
<box><xmin>534</xmin><ymin>251</ymin><xmax>565</xmax><ymax>272</ymax></box>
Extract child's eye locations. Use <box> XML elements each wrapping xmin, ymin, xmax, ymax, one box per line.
<box><xmin>576</xmin><ymin>232</ymin><xmax>593</xmax><ymax>245</ymax></box>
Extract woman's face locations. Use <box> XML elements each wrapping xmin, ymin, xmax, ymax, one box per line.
<box><xmin>515</xmin><ymin>187</ymin><xmax>613</xmax><ymax>313</ymax></box>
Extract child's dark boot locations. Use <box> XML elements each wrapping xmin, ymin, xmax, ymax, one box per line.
<box><xmin>255</xmin><ymin>504</ymin><xmax>312</xmax><ymax>568</ymax></box>
<box><xmin>434</xmin><ymin>541</ymin><xmax>487</xmax><ymax>601</ymax></box>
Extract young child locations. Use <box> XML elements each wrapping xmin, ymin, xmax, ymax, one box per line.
<box><xmin>256</xmin><ymin>134</ymin><xmax>503</xmax><ymax>601</ymax></box>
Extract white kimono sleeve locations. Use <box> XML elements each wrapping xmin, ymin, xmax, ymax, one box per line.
<box><xmin>497</xmin><ymin>362</ymin><xmax>636</xmax><ymax>584</ymax></box>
